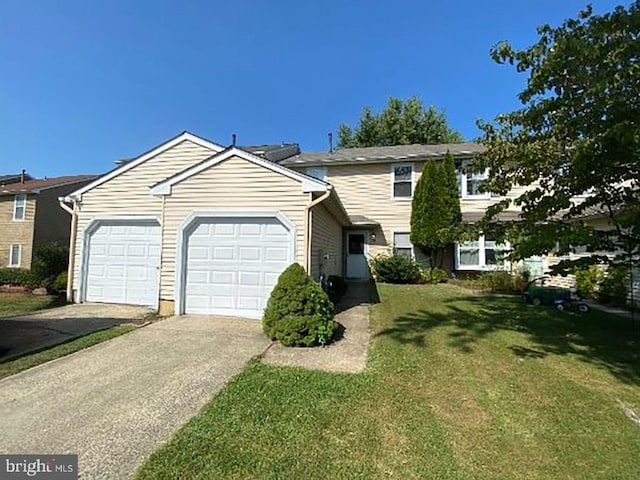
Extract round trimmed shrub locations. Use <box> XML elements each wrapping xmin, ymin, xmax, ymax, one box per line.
<box><xmin>263</xmin><ymin>263</ymin><xmax>336</xmax><ymax>347</ymax></box>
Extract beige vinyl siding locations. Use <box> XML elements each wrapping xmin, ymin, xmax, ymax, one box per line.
<box><xmin>72</xmin><ymin>140</ymin><xmax>215</xmax><ymax>293</ymax></box>
<box><xmin>297</xmin><ymin>162</ymin><xmax>528</xmax><ymax>259</ymax></box>
<box><xmin>159</xmin><ymin>155</ymin><xmax>310</xmax><ymax>300</ymax></box>
<box><xmin>310</xmin><ymin>203</ymin><xmax>343</xmax><ymax>279</ymax></box>
<box><xmin>0</xmin><ymin>194</ymin><xmax>36</xmax><ymax>268</ymax></box>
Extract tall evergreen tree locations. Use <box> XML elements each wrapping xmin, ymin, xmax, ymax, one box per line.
<box><xmin>410</xmin><ymin>154</ymin><xmax>462</xmax><ymax>268</ymax></box>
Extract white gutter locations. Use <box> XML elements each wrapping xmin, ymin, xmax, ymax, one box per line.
<box><xmin>304</xmin><ymin>188</ymin><xmax>332</xmax><ymax>274</ymax></box>
<box><xmin>58</xmin><ymin>196</ymin><xmax>78</xmax><ymax>302</ymax></box>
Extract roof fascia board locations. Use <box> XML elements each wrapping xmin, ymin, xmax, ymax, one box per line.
<box><xmin>282</xmin><ymin>153</ymin><xmax>481</xmax><ymax>168</ymax></box>
<box><xmin>69</xmin><ymin>132</ymin><xmax>223</xmax><ymax>200</ymax></box>
<box><xmin>150</xmin><ymin>147</ymin><xmax>328</xmax><ymax>196</ymax></box>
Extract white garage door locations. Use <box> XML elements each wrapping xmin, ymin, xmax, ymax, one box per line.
<box><xmin>184</xmin><ymin>217</ymin><xmax>292</xmax><ymax>318</ymax></box>
<box><xmin>85</xmin><ymin>221</ymin><xmax>160</xmax><ymax>307</ymax></box>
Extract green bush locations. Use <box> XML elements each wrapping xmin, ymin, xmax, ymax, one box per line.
<box><xmin>574</xmin><ymin>265</ymin><xmax>603</xmax><ymax>299</ymax></box>
<box><xmin>0</xmin><ymin>268</ymin><xmax>37</xmax><ymax>288</ymax></box>
<box><xmin>421</xmin><ymin>268</ymin><xmax>448</xmax><ymax>284</ymax></box>
<box><xmin>52</xmin><ymin>271</ymin><xmax>68</xmax><ymax>294</ymax></box>
<box><xmin>598</xmin><ymin>266</ymin><xmax>629</xmax><ymax>306</ymax></box>
<box><xmin>32</xmin><ymin>243</ymin><xmax>69</xmax><ymax>288</ymax></box>
<box><xmin>370</xmin><ymin>254</ymin><xmax>422</xmax><ymax>284</ymax></box>
<box><xmin>479</xmin><ymin>270</ymin><xmax>528</xmax><ymax>294</ymax></box>
<box><xmin>263</xmin><ymin>263</ymin><xmax>336</xmax><ymax>347</ymax></box>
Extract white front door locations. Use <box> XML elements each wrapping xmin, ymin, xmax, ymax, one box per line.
<box><xmin>346</xmin><ymin>232</ymin><xmax>368</xmax><ymax>279</ymax></box>
<box><xmin>85</xmin><ymin>221</ymin><xmax>161</xmax><ymax>307</ymax></box>
<box><xmin>183</xmin><ymin>217</ymin><xmax>292</xmax><ymax>318</ymax></box>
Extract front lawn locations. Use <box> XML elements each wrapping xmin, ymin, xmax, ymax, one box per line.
<box><xmin>137</xmin><ymin>284</ymin><xmax>640</xmax><ymax>479</ymax></box>
<box><xmin>0</xmin><ymin>292</ymin><xmax>62</xmax><ymax>317</ymax></box>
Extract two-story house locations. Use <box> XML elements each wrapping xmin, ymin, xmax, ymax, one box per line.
<box><xmin>1</xmin><ymin>174</ymin><xmax>97</xmax><ymax>269</ymax></box>
<box><xmin>61</xmin><ymin>132</ymin><xmax>537</xmax><ymax>318</ymax></box>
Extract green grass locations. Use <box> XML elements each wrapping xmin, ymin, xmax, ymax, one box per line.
<box><xmin>136</xmin><ymin>284</ymin><xmax>640</xmax><ymax>480</ymax></box>
<box><xmin>0</xmin><ymin>292</ymin><xmax>62</xmax><ymax>317</ymax></box>
<box><xmin>0</xmin><ymin>325</ymin><xmax>136</xmax><ymax>379</ymax></box>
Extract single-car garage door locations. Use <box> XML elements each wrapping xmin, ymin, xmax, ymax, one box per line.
<box><xmin>184</xmin><ymin>217</ymin><xmax>292</xmax><ymax>318</ymax></box>
<box><xmin>84</xmin><ymin>220</ymin><xmax>160</xmax><ymax>307</ymax></box>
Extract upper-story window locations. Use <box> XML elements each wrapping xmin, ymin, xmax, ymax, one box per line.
<box><xmin>456</xmin><ymin>161</ymin><xmax>490</xmax><ymax>199</ymax></box>
<box><xmin>306</xmin><ymin>166</ymin><xmax>327</xmax><ymax>181</ymax></box>
<box><xmin>13</xmin><ymin>194</ymin><xmax>26</xmax><ymax>220</ymax></box>
<box><xmin>392</xmin><ymin>163</ymin><xmax>413</xmax><ymax>200</ymax></box>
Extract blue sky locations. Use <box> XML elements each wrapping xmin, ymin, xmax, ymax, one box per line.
<box><xmin>0</xmin><ymin>0</ymin><xmax>622</xmax><ymax>177</ymax></box>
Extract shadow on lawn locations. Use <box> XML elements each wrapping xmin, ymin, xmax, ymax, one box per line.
<box><xmin>375</xmin><ymin>293</ymin><xmax>640</xmax><ymax>385</ymax></box>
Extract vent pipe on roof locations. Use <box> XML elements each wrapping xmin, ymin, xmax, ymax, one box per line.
<box><xmin>232</xmin><ymin>134</ymin><xmax>237</xmax><ymax>147</ymax></box>
<box><xmin>328</xmin><ymin>133</ymin><xmax>333</xmax><ymax>153</ymax></box>
<box><xmin>20</xmin><ymin>169</ymin><xmax>26</xmax><ymax>184</ymax></box>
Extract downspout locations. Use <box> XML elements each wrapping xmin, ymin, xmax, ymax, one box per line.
<box><xmin>158</xmin><ymin>195</ymin><xmax>167</xmax><ymax>312</ymax></box>
<box><xmin>304</xmin><ymin>188</ymin><xmax>332</xmax><ymax>275</ymax></box>
<box><xmin>58</xmin><ymin>196</ymin><xmax>78</xmax><ymax>302</ymax></box>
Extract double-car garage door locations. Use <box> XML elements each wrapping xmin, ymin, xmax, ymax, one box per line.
<box><xmin>83</xmin><ymin>216</ymin><xmax>292</xmax><ymax>318</ymax></box>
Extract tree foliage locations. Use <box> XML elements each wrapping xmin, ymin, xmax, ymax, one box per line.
<box><xmin>338</xmin><ymin>96</ymin><xmax>462</xmax><ymax>147</ymax></box>
<box><xmin>410</xmin><ymin>153</ymin><xmax>462</xmax><ymax>267</ymax></box>
<box><xmin>476</xmin><ymin>3</ymin><xmax>640</xmax><ymax>273</ymax></box>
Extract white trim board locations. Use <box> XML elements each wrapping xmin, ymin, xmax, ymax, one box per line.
<box><xmin>68</xmin><ymin>132</ymin><xmax>224</xmax><ymax>200</ymax></box>
<box><xmin>150</xmin><ymin>147</ymin><xmax>328</xmax><ymax>196</ymax></box>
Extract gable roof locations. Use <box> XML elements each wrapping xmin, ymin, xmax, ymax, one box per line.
<box><xmin>68</xmin><ymin>131</ymin><xmax>224</xmax><ymax>200</ymax></box>
<box><xmin>0</xmin><ymin>175</ymin><xmax>98</xmax><ymax>195</ymax></box>
<box><xmin>150</xmin><ymin>146</ymin><xmax>328</xmax><ymax>196</ymax></box>
<box><xmin>280</xmin><ymin>142</ymin><xmax>485</xmax><ymax>167</ymax></box>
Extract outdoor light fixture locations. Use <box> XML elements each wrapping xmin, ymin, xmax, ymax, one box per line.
<box><xmin>371</xmin><ymin>232</ymin><xmax>377</xmax><ymax>244</ymax></box>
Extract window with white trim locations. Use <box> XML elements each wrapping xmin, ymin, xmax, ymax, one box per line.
<box><xmin>456</xmin><ymin>235</ymin><xmax>509</xmax><ymax>270</ymax></box>
<box><xmin>455</xmin><ymin>161</ymin><xmax>490</xmax><ymax>199</ymax></box>
<box><xmin>306</xmin><ymin>166</ymin><xmax>327</xmax><ymax>181</ymax></box>
<box><xmin>9</xmin><ymin>244</ymin><xmax>21</xmax><ymax>267</ymax></box>
<box><xmin>393</xmin><ymin>232</ymin><xmax>414</xmax><ymax>258</ymax></box>
<box><xmin>392</xmin><ymin>164</ymin><xmax>413</xmax><ymax>199</ymax></box>
<box><xmin>13</xmin><ymin>194</ymin><xmax>26</xmax><ymax>220</ymax></box>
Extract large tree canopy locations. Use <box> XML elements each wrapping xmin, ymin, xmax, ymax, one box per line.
<box><xmin>338</xmin><ymin>96</ymin><xmax>462</xmax><ymax>147</ymax></box>
<box><xmin>476</xmin><ymin>3</ymin><xmax>640</xmax><ymax>273</ymax></box>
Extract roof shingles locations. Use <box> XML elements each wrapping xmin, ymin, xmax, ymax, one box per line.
<box><xmin>0</xmin><ymin>175</ymin><xmax>98</xmax><ymax>195</ymax></box>
<box><xmin>280</xmin><ymin>142</ymin><xmax>485</xmax><ymax>166</ymax></box>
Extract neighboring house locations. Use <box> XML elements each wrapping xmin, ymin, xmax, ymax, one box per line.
<box><xmin>59</xmin><ymin>132</ymin><xmax>533</xmax><ymax>318</ymax></box>
<box><xmin>1</xmin><ymin>174</ymin><xmax>97</xmax><ymax>269</ymax></box>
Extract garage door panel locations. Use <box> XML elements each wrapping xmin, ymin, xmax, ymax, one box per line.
<box><xmin>239</xmin><ymin>247</ymin><xmax>261</xmax><ymax>261</ymax></box>
<box><xmin>85</xmin><ymin>221</ymin><xmax>160</xmax><ymax>307</ymax></box>
<box><xmin>213</xmin><ymin>247</ymin><xmax>234</xmax><ymax>260</ymax></box>
<box><xmin>184</xmin><ymin>217</ymin><xmax>291</xmax><ymax>318</ymax></box>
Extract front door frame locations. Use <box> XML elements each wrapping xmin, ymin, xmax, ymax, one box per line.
<box><xmin>345</xmin><ymin>230</ymin><xmax>369</xmax><ymax>280</ymax></box>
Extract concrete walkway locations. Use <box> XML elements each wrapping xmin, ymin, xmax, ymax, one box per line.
<box><xmin>0</xmin><ymin>315</ymin><xmax>269</xmax><ymax>479</ymax></box>
<box><xmin>262</xmin><ymin>282</ymin><xmax>372</xmax><ymax>373</ymax></box>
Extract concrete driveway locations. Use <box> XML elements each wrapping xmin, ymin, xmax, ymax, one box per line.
<box><xmin>0</xmin><ymin>315</ymin><xmax>269</xmax><ymax>479</ymax></box>
<box><xmin>0</xmin><ymin>303</ymin><xmax>152</xmax><ymax>361</ymax></box>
